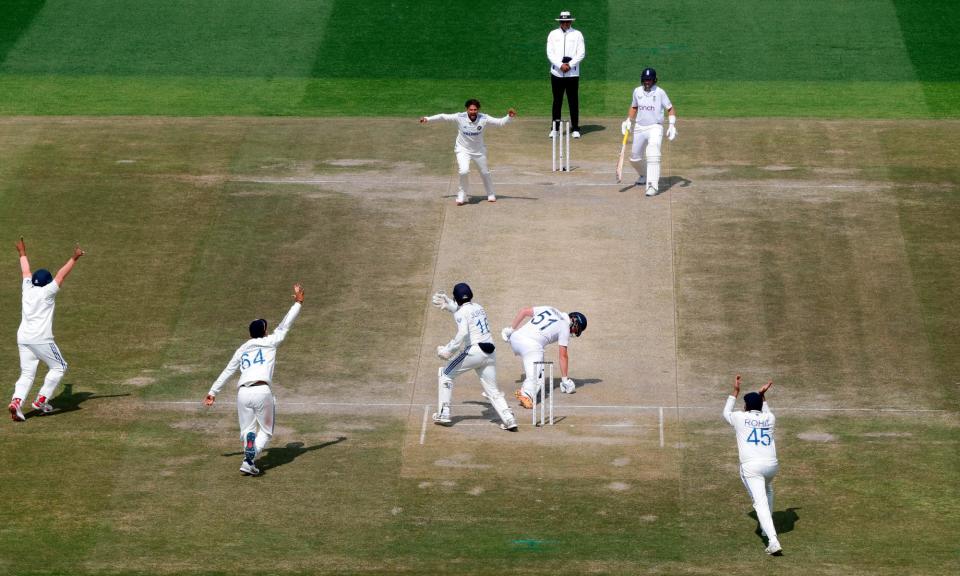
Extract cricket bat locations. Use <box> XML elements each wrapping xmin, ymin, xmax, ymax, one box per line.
<box><xmin>615</xmin><ymin>129</ymin><xmax>629</xmax><ymax>183</ymax></box>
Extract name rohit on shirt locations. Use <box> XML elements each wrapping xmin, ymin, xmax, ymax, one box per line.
<box><xmin>744</xmin><ymin>417</ymin><xmax>771</xmax><ymax>428</ymax></box>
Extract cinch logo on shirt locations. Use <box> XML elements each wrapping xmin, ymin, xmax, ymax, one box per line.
<box><xmin>636</xmin><ymin>105</ymin><xmax>655</xmax><ymax>111</ymax></box>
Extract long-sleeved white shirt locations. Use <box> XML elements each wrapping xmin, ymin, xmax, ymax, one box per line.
<box><xmin>423</xmin><ymin>112</ymin><xmax>511</xmax><ymax>155</ymax></box>
<box><xmin>723</xmin><ymin>396</ymin><xmax>778</xmax><ymax>465</ymax></box>
<box><xmin>444</xmin><ymin>302</ymin><xmax>494</xmax><ymax>352</ymax></box>
<box><xmin>547</xmin><ymin>27</ymin><xmax>585</xmax><ymax>77</ymax></box>
<box><xmin>208</xmin><ymin>302</ymin><xmax>301</xmax><ymax>395</ymax></box>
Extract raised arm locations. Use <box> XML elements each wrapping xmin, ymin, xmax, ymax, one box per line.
<box><xmin>759</xmin><ymin>379</ymin><xmax>773</xmax><ymax>412</ymax></box>
<box><xmin>15</xmin><ymin>237</ymin><xmax>30</xmax><ymax>279</ymax></box>
<box><xmin>54</xmin><ymin>244</ymin><xmax>85</xmax><ymax>286</ymax></box>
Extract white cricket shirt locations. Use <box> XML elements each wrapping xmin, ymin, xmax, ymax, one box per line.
<box><xmin>18</xmin><ymin>278</ymin><xmax>60</xmax><ymax>344</ymax></box>
<box><xmin>514</xmin><ymin>306</ymin><xmax>571</xmax><ymax>349</ymax></box>
<box><xmin>444</xmin><ymin>302</ymin><xmax>494</xmax><ymax>351</ymax></box>
<box><xmin>631</xmin><ymin>85</ymin><xmax>673</xmax><ymax>126</ymax></box>
<box><xmin>723</xmin><ymin>396</ymin><xmax>778</xmax><ymax>465</ymax></box>
<box><xmin>208</xmin><ymin>302</ymin><xmax>301</xmax><ymax>395</ymax></box>
<box><xmin>547</xmin><ymin>27</ymin><xmax>585</xmax><ymax>77</ymax></box>
<box><xmin>424</xmin><ymin>112</ymin><xmax>511</xmax><ymax>155</ymax></box>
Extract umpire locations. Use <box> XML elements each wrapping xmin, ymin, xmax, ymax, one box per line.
<box><xmin>547</xmin><ymin>10</ymin><xmax>585</xmax><ymax>139</ymax></box>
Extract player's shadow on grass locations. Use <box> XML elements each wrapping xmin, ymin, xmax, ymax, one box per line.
<box><xmin>512</xmin><ymin>375</ymin><xmax>603</xmax><ymax>393</ymax></box>
<box><xmin>443</xmin><ymin>194</ymin><xmax>536</xmax><ymax>205</ymax></box>
<box><xmin>27</xmin><ymin>384</ymin><xmax>130</xmax><ymax>419</ymax></box>
<box><xmin>225</xmin><ymin>437</ymin><xmax>347</xmax><ymax>474</ymax></box>
<box><xmin>749</xmin><ymin>507</ymin><xmax>801</xmax><ymax>542</ymax></box>
<box><xmin>578</xmin><ymin>124</ymin><xmax>606</xmax><ymax>136</ymax></box>
<box><xmin>455</xmin><ymin>401</ymin><xmax>570</xmax><ymax>426</ymax></box>
<box><xmin>618</xmin><ymin>175</ymin><xmax>692</xmax><ymax>194</ymax></box>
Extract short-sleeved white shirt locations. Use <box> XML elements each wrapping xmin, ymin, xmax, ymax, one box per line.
<box><xmin>424</xmin><ymin>112</ymin><xmax>511</xmax><ymax>155</ymax></box>
<box><xmin>631</xmin><ymin>85</ymin><xmax>673</xmax><ymax>126</ymax></box>
<box><xmin>514</xmin><ymin>306</ymin><xmax>570</xmax><ymax>349</ymax></box>
<box><xmin>18</xmin><ymin>278</ymin><xmax>60</xmax><ymax>344</ymax></box>
<box><xmin>723</xmin><ymin>396</ymin><xmax>778</xmax><ymax>465</ymax></box>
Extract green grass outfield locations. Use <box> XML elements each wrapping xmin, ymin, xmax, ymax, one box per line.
<box><xmin>1</xmin><ymin>0</ymin><xmax>958</xmax><ymax>117</ymax></box>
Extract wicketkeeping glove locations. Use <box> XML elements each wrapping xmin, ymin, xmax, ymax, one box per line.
<box><xmin>437</xmin><ymin>345</ymin><xmax>452</xmax><ymax>360</ymax></box>
<box><xmin>431</xmin><ymin>292</ymin><xmax>457</xmax><ymax>313</ymax></box>
<box><xmin>621</xmin><ymin>119</ymin><xmax>632</xmax><ymax>135</ymax></box>
<box><xmin>560</xmin><ymin>377</ymin><xmax>576</xmax><ymax>393</ymax></box>
<box><xmin>501</xmin><ymin>327</ymin><xmax>514</xmax><ymax>342</ymax></box>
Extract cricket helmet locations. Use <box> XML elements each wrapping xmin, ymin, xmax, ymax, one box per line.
<box><xmin>569</xmin><ymin>311</ymin><xmax>587</xmax><ymax>336</ymax></box>
<box><xmin>249</xmin><ymin>318</ymin><xmax>268</xmax><ymax>339</ymax></box>
<box><xmin>453</xmin><ymin>283</ymin><xmax>473</xmax><ymax>305</ymax></box>
<box><xmin>31</xmin><ymin>269</ymin><xmax>53</xmax><ymax>287</ymax></box>
<box><xmin>641</xmin><ymin>67</ymin><xmax>657</xmax><ymax>87</ymax></box>
<box><xmin>743</xmin><ymin>392</ymin><xmax>763</xmax><ymax>412</ymax></box>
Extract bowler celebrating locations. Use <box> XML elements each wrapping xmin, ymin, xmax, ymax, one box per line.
<box><xmin>204</xmin><ymin>283</ymin><xmax>304</xmax><ymax>476</ymax></box>
<box><xmin>420</xmin><ymin>99</ymin><xmax>516</xmax><ymax>206</ymax></box>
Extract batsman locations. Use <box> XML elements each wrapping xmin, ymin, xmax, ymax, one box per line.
<box><xmin>621</xmin><ymin>67</ymin><xmax>677</xmax><ymax>197</ymax></box>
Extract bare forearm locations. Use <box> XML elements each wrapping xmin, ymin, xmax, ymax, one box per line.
<box><xmin>19</xmin><ymin>255</ymin><xmax>30</xmax><ymax>279</ymax></box>
<box><xmin>54</xmin><ymin>256</ymin><xmax>78</xmax><ymax>286</ymax></box>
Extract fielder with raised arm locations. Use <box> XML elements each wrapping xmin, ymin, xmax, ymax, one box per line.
<box><xmin>419</xmin><ymin>99</ymin><xmax>516</xmax><ymax>206</ymax></box>
<box><xmin>723</xmin><ymin>375</ymin><xmax>783</xmax><ymax>556</ymax></box>
<box><xmin>204</xmin><ymin>284</ymin><xmax>304</xmax><ymax>476</ymax></box>
<box><xmin>9</xmin><ymin>237</ymin><xmax>84</xmax><ymax>422</ymax></box>
<box><xmin>621</xmin><ymin>67</ymin><xmax>677</xmax><ymax>197</ymax></box>
<box><xmin>432</xmin><ymin>283</ymin><xmax>517</xmax><ymax>431</ymax></box>
<box><xmin>501</xmin><ymin>306</ymin><xmax>586</xmax><ymax>409</ymax></box>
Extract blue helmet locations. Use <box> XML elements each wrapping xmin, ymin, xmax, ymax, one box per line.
<box><xmin>453</xmin><ymin>283</ymin><xmax>473</xmax><ymax>305</ymax></box>
<box><xmin>641</xmin><ymin>67</ymin><xmax>657</xmax><ymax>86</ymax></box>
<box><xmin>249</xmin><ymin>318</ymin><xmax>268</xmax><ymax>338</ymax></box>
<box><xmin>31</xmin><ymin>269</ymin><xmax>53</xmax><ymax>287</ymax></box>
<box><xmin>569</xmin><ymin>311</ymin><xmax>587</xmax><ymax>336</ymax></box>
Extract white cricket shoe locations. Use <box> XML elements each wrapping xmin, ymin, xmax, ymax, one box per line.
<box><xmin>487</xmin><ymin>195</ymin><xmax>496</xmax><ymax>203</ymax></box>
<box><xmin>765</xmin><ymin>542</ymin><xmax>783</xmax><ymax>556</ymax></box>
<box><xmin>500</xmin><ymin>416</ymin><xmax>518</xmax><ymax>431</ymax></box>
<box><xmin>456</xmin><ymin>192</ymin><xmax>466</xmax><ymax>206</ymax></box>
<box><xmin>32</xmin><ymin>396</ymin><xmax>54</xmax><ymax>414</ymax></box>
<box><xmin>8</xmin><ymin>398</ymin><xmax>25</xmax><ymax>422</ymax></box>
<box><xmin>240</xmin><ymin>461</ymin><xmax>260</xmax><ymax>476</ymax></box>
<box><xmin>572</xmin><ymin>131</ymin><xmax>581</xmax><ymax>139</ymax></box>
<box><xmin>432</xmin><ymin>411</ymin><xmax>452</xmax><ymax>426</ymax></box>
<box><xmin>635</xmin><ymin>175</ymin><xmax>646</xmax><ymax>186</ymax></box>
<box><xmin>548</xmin><ymin>129</ymin><xmax>556</xmax><ymax>138</ymax></box>
<box><xmin>645</xmin><ymin>185</ymin><xmax>659</xmax><ymax>197</ymax></box>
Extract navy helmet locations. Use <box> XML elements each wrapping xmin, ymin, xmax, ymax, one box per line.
<box><xmin>569</xmin><ymin>311</ymin><xmax>587</xmax><ymax>336</ymax></box>
<box><xmin>743</xmin><ymin>392</ymin><xmax>763</xmax><ymax>412</ymax></box>
<box><xmin>31</xmin><ymin>269</ymin><xmax>53</xmax><ymax>287</ymax></box>
<box><xmin>453</xmin><ymin>283</ymin><xmax>473</xmax><ymax>305</ymax></box>
<box><xmin>249</xmin><ymin>318</ymin><xmax>268</xmax><ymax>339</ymax></box>
<box><xmin>641</xmin><ymin>67</ymin><xmax>657</xmax><ymax>86</ymax></box>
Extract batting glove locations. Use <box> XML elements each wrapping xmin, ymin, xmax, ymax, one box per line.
<box><xmin>621</xmin><ymin>119</ymin><xmax>632</xmax><ymax>135</ymax></box>
<box><xmin>431</xmin><ymin>292</ymin><xmax>457</xmax><ymax>312</ymax></box>
<box><xmin>437</xmin><ymin>345</ymin><xmax>452</xmax><ymax>360</ymax></box>
<box><xmin>666</xmin><ymin>125</ymin><xmax>677</xmax><ymax>141</ymax></box>
<box><xmin>501</xmin><ymin>327</ymin><xmax>514</xmax><ymax>342</ymax></box>
<box><xmin>560</xmin><ymin>378</ymin><xmax>576</xmax><ymax>394</ymax></box>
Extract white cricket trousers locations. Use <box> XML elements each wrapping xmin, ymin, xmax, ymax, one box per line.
<box><xmin>630</xmin><ymin>124</ymin><xmax>663</xmax><ymax>188</ymax></box>
<box><xmin>13</xmin><ymin>342</ymin><xmax>68</xmax><ymax>402</ymax></box>
<box><xmin>508</xmin><ymin>335</ymin><xmax>548</xmax><ymax>401</ymax></box>
<box><xmin>455</xmin><ymin>150</ymin><xmax>495</xmax><ymax>199</ymax></box>
<box><xmin>440</xmin><ymin>345</ymin><xmax>513</xmax><ymax>424</ymax></box>
<box><xmin>740</xmin><ymin>460</ymin><xmax>780</xmax><ymax>547</ymax></box>
<box><xmin>237</xmin><ymin>384</ymin><xmax>275</xmax><ymax>458</ymax></box>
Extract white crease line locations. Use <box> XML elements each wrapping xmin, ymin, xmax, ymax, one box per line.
<box><xmin>659</xmin><ymin>407</ymin><xmax>665</xmax><ymax>448</ymax></box>
<box><xmin>231</xmin><ymin>178</ymin><xmax>881</xmax><ymax>190</ymax></box>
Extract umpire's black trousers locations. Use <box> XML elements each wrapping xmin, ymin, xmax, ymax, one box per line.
<box><xmin>551</xmin><ymin>74</ymin><xmax>580</xmax><ymax>132</ymax></box>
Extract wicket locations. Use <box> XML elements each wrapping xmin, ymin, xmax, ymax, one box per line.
<box><xmin>532</xmin><ymin>361</ymin><xmax>555</xmax><ymax>426</ymax></box>
<box><xmin>551</xmin><ymin>120</ymin><xmax>570</xmax><ymax>172</ymax></box>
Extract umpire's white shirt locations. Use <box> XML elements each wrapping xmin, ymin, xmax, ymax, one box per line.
<box><xmin>18</xmin><ymin>278</ymin><xmax>59</xmax><ymax>344</ymax></box>
<box><xmin>513</xmin><ymin>306</ymin><xmax>570</xmax><ymax>350</ymax></box>
<box><xmin>208</xmin><ymin>302</ymin><xmax>301</xmax><ymax>395</ymax></box>
<box><xmin>547</xmin><ymin>27</ymin><xmax>585</xmax><ymax>77</ymax></box>
<box><xmin>632</xmin><ymin>86</ymin><xmax>673</xmax><ymax>126</ymax></box>
<box><xmin>424</xmin><ymin>112</ymin><xmax>511</xmax><ymax>155</ymax></box>
<box><xmin>723</xmin><ymin>396</ymin><xmax>778</xmax><ymax>465</ymax></box>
